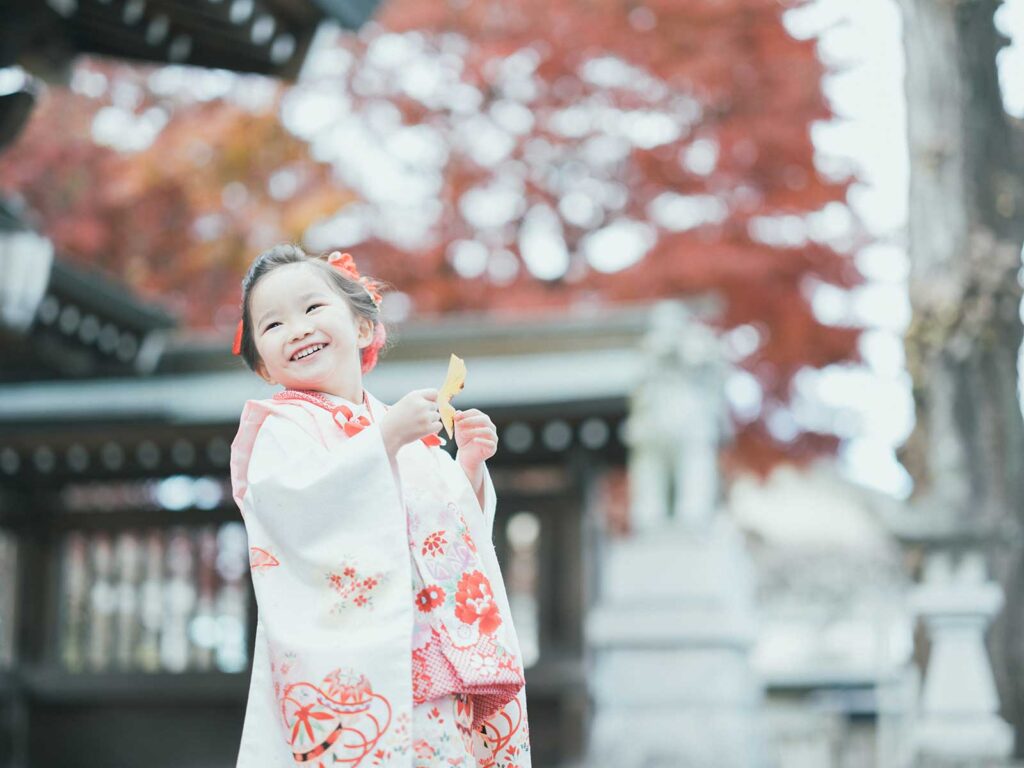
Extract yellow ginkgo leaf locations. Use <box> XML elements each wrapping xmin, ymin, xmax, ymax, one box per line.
<box><xmin>438</xmin><ymin>354</ymin><xmax>467</xmax><ymax>439</ymax></box>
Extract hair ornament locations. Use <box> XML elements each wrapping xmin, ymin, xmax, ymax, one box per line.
<box><xmin>327</xmin><ymin>251</ymin><xmax>359</xmax><ymax>279</ymax></box>
<box><xmin>327</xmin><ymin>251</ymin><xmax>383</xmax><ymax>307</ymax></box>
<box><xmin>232</xmin><ymin>318</ymin><xmax>244</xmax><ymax>356</ymax></box>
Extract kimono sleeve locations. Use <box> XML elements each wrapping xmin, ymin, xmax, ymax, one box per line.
<box><xmin>434</xmin><ymin>449</ymin><xmax>497</xmax><ymax>541</ymax></box>
<box><xmin>233</xmin><ymin>403</ymin><xmax>416</xmax><ymax>767</ymax></box>
<box><xmin>244</xmin><ymin>410</ymin><xmax>404</xmax><ymax>566</ymax></box>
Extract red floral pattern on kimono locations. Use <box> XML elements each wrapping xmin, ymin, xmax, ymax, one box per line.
<box><xmin>454</xmin><ymin>571</ymin><xmax>502</xmax><ymax>635</ymax></box>
<box><xmin>326</xmin><ymin>561</ymin><xmax>386</xmax><ymax>612</ymax></box>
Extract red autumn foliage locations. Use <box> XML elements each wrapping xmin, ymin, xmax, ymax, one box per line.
<box><xmin>0</xmin><ymin>66</ymin><xmax>353</xmax><ymax>328</ymax></box>
<box><xmin>0</xmin><ymin>0</ymin><xmax>863</xmax><ymax>473</ymax></box>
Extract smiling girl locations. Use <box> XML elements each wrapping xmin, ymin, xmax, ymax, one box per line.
<box><xmin>228</xmin><ymin>244</ymin><xmax>530</xmax><ymax>767</ymax></box>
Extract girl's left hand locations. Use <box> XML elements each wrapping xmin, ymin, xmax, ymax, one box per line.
<box><xmin>454</xmin><ymin>409</ymin><xmax>498</xmax><ymax>471</ymax></box>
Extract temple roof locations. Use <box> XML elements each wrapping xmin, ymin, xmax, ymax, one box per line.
<box><xmin>3</xmin><ymin>0</ymin><xmax>383</xmax><ymax>80</ymax></box>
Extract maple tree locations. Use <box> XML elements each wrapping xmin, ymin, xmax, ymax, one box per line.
<box><xmin>0</xmin><ymin>67</ymin><xmax>352</xmax><ymax>328</ymax></box>
<box><xmin>0</xmin><ymin>0</ymin><xmax>862</xmax><ymax>473</ymax></box>
<box><xmin>337</xmin><ymin>0</ymin><xmax>864</xmax><ymax>473</ymax></box>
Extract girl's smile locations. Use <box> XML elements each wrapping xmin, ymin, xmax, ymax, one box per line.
<box><xmin>291</xmin><ymin>342</ymin><xmax>327</xmax><ymax>361</ymax></box>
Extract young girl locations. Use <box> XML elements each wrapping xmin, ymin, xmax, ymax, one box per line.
<box><xmin>228</xmin><ymin>244</ymin><xmax>530</xmax><ymax>768</ymax></box>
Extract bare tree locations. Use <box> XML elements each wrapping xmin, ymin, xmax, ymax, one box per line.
<box><xmin>899</xmin><ymin>0</ymin><xmax>1024</xmax><ymax>751</ymax></box>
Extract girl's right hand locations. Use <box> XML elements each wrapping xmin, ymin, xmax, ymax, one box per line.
<box><xmin>379</xmin><ymin>389</ymin><xmax>441</xmax><ymax>457</ymax></box>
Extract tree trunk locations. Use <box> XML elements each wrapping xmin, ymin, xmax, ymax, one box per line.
<box><xmin>898</xmin><ymin>0</ymin><xmax>1024</xmax><ymax>752</ymax></box>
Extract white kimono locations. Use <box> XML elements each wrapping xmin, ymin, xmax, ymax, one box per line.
<box><xmin>230</xmin><ymin>389</ymin><xmax>530</xmax><ymax>767</ymax></box>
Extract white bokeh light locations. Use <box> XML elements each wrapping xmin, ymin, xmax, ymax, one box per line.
<box><xmin>518</xmin><ymin>206</ymin><xmax>570</xmax><ymax>281</ymax></box>
<box><xmin>582</xmin><ymin>219</ymin><xmax>656</xmax><ymax>273</ymax></box>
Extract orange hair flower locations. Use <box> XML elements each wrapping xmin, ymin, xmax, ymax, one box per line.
<box><xmin>327</xmin><ymin>251</ymin><xmax>383</xmax><ymax>307</ymax></box>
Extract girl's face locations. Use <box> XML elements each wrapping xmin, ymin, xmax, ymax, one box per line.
<box><xmin>249</xmin><ymin>262</ymin><xmax>373</xmax><ymax>397</ymax></box>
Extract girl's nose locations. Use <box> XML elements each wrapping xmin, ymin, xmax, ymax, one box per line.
<box><xmin>289</xmin><ymin>320</ymin><xmax>314</xmax><ymax>341</ymax></box>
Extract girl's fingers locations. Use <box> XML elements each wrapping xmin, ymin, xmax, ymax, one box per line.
<box><xmin>455</xmin><ymin>415</ymin><xmax>493</xmax><ymax>429</ymax></box>
<box><xmin>455</xmin><ymin>409</ymin><xmax>490</xmax><ymax>422</ymax></box>
<box><xmin>467</xmin><ymin>432</ymin><xmax>496</xmax><ymax>441</ymax></box>
<box><xmin>457</xmin><ymin>428</ymin><xmax>495</xmax><ymax>440</ymax></box>
<box><xmin>457</xmin><ymin>423</ymin><xmax>494</xmax><ymax>433</ymax></box>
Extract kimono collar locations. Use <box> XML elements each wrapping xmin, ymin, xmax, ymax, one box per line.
<box><xmin>273</xmin><ymin>389</ymin><xmax>443</xmax><ymax>447</ymax></box>
<box><xmin>320</xmin><ymin>389</ymin><xmax>369</xmax><ymax>412</ymax></box>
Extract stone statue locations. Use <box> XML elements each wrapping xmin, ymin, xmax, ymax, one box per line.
<box><xmin>625</xmin><ymin>302</ymin><xmax>728</xmax><ymax>531</ymax></box>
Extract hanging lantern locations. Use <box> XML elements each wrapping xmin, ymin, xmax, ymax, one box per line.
<box><xmin>0</xmin><ymin>204</ymin><xmax>54</xmax><ymax>333</ymax></box>
<box><xmin>0</xmin><ymin>66</ymin><xmax>38</xmax><ymax>154</ymax></box>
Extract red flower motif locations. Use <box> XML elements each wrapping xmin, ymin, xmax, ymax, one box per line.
<box><xmin>327</xmin><ymin>565</ymin><xmax>382</xmax><ymax>611</ymax></box>
<box><xmin>421</xmin><ymin>530</ymin><xmax>449</xmax><ymax>557</ymax></box>
<box><xmin>462</xmin><ymin>529</ymin><xmax>477</xmax><ymax>553</ymax></box>
<box><xmin>454</xmin><ymin>570</ymin><xmax>502</xmax><ymax>635</ymax></box>
<box><xmin>415</xmin><ymin>585</ymin><xmax>445</xmax><ymax>613</ymax></box>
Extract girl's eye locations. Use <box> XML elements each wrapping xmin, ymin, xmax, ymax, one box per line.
<box><xmin>265</xmin><ymin>321</ymin><xmax>280</xmax><ymax>331</ymax></box>
<box><xmin>307</xmin><ymin>304</ymin><xmax>323</xmax><ymax>313</ymax></box>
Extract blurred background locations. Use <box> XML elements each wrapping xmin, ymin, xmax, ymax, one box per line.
<box><xmin>0</xmin><ymin>0</ymin><xmax>1022</xmax><ymax>766</ymax></box>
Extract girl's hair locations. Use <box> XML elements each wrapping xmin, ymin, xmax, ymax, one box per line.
<box><xmin>236</xmin><ymin>243</ymin><xmax>389</xmax><ymax>374</ymax></box>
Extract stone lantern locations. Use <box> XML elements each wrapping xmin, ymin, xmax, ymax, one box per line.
<box><xmin>885</xmin><ymin>504</ymin><xmax>1016</xmax><ymax>766</ymax></box>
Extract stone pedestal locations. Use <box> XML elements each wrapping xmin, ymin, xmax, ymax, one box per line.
<box><xmin>911</xmin><ymin>552</ymin><xmax>1013</xmax><ymax>765</ymax></box>
<box><xmin>586</xmin><ymin>518</ymin><xmax>765</xmax><ymax>768</ymax></box>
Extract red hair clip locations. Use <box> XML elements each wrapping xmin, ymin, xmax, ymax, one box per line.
<box><xmin>232</xmin><ymin>318</ymin><xmax>244</xmax><ymax>356</ymax></box>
